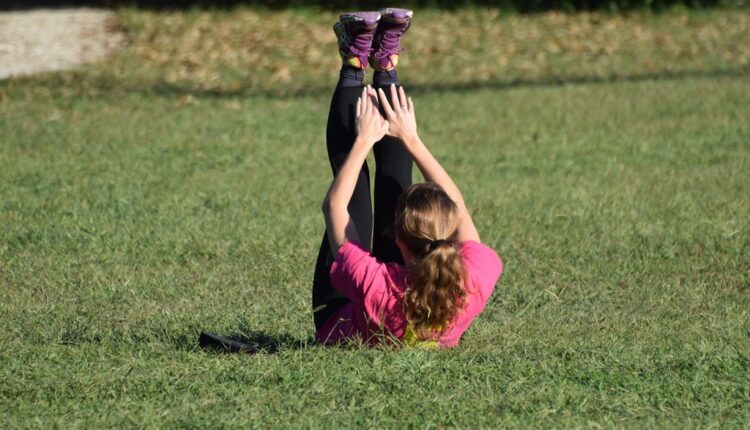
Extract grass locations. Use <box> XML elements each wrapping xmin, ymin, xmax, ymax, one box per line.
<box><xmin>1</xmin><ymin>6</ymin><xmax>749</xmax><ymax>428</ymax></box>
<box><xmin>26</xmin><ymin>7</ymin><xmax>750</xmax><ymax>97</ymax></box>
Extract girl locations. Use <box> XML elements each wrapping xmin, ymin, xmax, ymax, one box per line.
<box><xmin>313</xmin><ymin>9</ymin><xmax>502</xmax><ymax>348</ymax></box>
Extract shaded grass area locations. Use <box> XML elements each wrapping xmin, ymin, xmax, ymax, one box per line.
<box><xmin>1</xmin><ymin>72</ymin><xmax>749</xmax><ymax>427</ymax></box>
<box><xmin>1</xmin><ymin>7</ymin><xmax>750</xmax><ymax>428</ymax></box>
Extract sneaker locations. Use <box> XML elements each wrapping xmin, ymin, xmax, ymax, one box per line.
<box><xmin>333</xmin><ymin>11</ymin><xmax>381</xmax><ymax>69</ymax></box>
<box><xmin>370</xmin><ymin>8</ymin><xmax>413</xmax><ymax>71</ymax></box>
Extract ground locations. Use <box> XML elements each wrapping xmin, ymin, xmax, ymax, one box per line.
<box><xmin>0</xmin><ymin>6</ymin><xmax>749</xmax><ymax>428</ymax></box>
<box><xmin>0</xmin><ymin>9</ymin><xmax>126</xmax><ymax>79</ymax></box>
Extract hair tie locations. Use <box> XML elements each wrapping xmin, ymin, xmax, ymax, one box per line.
<box><xmin>428</xmin><ymin>239</ymin><xmax>450</xmax><ymax>252</ymax></box>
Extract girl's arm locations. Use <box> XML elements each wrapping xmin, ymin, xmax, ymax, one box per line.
<box><xmin>377</xmin><ymin>85</ymin><xmax>480</xmax><ymax>243</ymax></box>
<box><xmin>322</xmin><ymin>86</ymin><xmax>390</xmax><ymax>255</ymax></box>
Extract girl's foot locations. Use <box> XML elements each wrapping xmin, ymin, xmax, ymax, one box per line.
<box><xmin>333</xmin><ymin>12</ymin><xmax>381</xmax><ymax>69</ymax></box>
<box><xmin>370</xmin><ymin>8</ymin><xmax>413</xmax><ymax>72</ymax></box>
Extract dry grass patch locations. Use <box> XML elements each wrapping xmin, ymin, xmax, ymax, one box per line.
<box><xmin>104</xmin><ymin>8</ymin><xmax>750</xmax><ymax>94</ymax></box>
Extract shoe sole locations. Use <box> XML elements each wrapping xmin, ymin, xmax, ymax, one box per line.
<box><xmin>379</xmin><ymin>8</ymin><xmax>413</xmax><ymax>22</ymax></box>
<box><xmin>339</xmin><ymin>11</ymin><xmax>381</xmax><ymax>28</ymax></box>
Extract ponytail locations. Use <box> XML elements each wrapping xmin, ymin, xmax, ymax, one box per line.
<box><xmin>404</xmin><ymin>239</ymin><xmax>467</xmax><ymax>340</ymax></box>
<box><xmin>394</xmin><ymin>183</ymin><xmax>468</xmax><ymax>341</ymax></box>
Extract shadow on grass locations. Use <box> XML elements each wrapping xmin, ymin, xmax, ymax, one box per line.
<box><xmin>23</xmin><ymin>65</ymin><xmax>746</xmax><ymax>101</ymax></box>
<box><xmin>198</xmin><ymin>331</ymin><xmax>312</xmax><ymax>354</ymax></box>
<box><xmin>49</xmin><ymin>329</ymin><xmax>311</xmax><ymax>354</ymax></box>
<box><xmin>5</xmin><ymin>66</ymin><xmax>748</xmax><ymax>108</ymax></box>
<box><xmin>164</xmin><ymin>66</ymin><xmax>750</xmax><ymax>99</ymax></box>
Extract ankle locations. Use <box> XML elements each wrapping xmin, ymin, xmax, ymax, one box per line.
<box><xmin>373</xmin><ymin>69</ymin><xmax>399</xmax><ymax>87</ymax></box>
<box><xmin>337</xmin><ymin>65</ymin><xmax>366</xmax><ymax>88</ymax></box>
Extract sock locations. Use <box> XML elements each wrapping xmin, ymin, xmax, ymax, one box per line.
<box><xmin>373</xmin><ymin>69</ymin><xmax>400</xmax><ymax>87</ymax></box>
<box><xmin>337</xmin><ymin>65</ymin><xmax>366</xmax><ymax>89</ymax></box>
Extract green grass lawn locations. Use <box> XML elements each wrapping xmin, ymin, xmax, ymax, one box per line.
<box><xmin>1</xmin><ymin>7</ymin><xmax>749</xmax><ymax>429</ymax></box>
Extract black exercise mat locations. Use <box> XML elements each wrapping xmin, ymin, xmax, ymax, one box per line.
<box><xmin>198</xmin><ymin>332</ymin><xmax>276</xmax><ymax>354</ymax></box>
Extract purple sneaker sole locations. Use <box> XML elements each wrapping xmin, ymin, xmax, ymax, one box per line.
<box><xmin>379</xmin><ymin>8</ymin><xmax>413</xmax><ymax>22</ymax></box>
<box><xmin>340</xmin><ymin>11</ymin><xmax>381</xmax><ymax>27</ymax></box>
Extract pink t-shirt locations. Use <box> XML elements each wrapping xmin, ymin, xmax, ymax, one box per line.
<box><xmin>315</xmin><ymin>240</ymin><xmax>503</xmax><ymax>348</ymax></box>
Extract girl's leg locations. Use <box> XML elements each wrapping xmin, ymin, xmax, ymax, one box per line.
<box><xmin>312</xmin><ymin>66</ymin><xmax>372</xmax><ymax>331</ymax></box>
<box><xmin>368</xmin><ymin>9</ymin><xmax>414</xmax><ymax>264</ymax></box>
<box><xmin>372</xmin><ymin>69</ymin><xmax>413</xmax><ymax>264</ymax></box>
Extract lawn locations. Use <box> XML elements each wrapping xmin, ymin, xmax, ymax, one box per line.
<box><xmin>1</xmin><ymin>6</ymin><xmax>749</xmax><ymax>428</ymax></box>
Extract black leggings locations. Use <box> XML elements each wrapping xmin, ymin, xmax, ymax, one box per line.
<box><xmin>312</xmin><ymin>74</ymin><xmax>412</xmax><ymax>331</ymax></box>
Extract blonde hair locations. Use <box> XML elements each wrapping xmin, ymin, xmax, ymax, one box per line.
<box><xmin>394</xmin><ymin>183</ymin><xmax>467</xmax><ymax>341</ymax></box>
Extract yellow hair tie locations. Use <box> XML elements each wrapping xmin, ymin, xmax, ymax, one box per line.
<box><xmin>402</xmin><ymin>324</ymin><xmax>441</xmax><ymax>350</ymax></box>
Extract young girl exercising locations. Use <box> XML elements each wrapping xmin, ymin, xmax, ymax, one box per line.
<box><xmin>313</xmin><ymin>8</ymin><xmax>502</xmax><ymax>348</ymax></box>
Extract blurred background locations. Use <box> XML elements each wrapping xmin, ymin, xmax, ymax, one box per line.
<box><xmin>1</xmin><ymin>0</ymin><xmax>748</xmax><ymax>95</ymax></box>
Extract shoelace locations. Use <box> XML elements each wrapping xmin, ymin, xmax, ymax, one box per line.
<box><xmin>380</xmin><ymin>30</ymin><xmax>402</xmax><ymax>52</ymax></box>
<box><xmin>352</xmin><ymin>32</ymin><xmax>375</xmax><ymax>56</ymax></box>
<box><xmin>340</xmin><ymin>27</ymin><xmax>374</xmax><ymax>58</ymax></box>
<box><xmin>374</xmin><ymin>21</ymin><xmax>410</xmax><ymax>56</ymax></box>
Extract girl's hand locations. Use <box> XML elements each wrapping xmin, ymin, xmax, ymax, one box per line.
<box><xmin>377</xmin><ymin>84</ymin><xmax>418</xmax><ymax>143</ymax></box>
<box><xmin>356</xmin><ymin>85</ymin><xmax>389</xmax><ymax>145</ymax></box>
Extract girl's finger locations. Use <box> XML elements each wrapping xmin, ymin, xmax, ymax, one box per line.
<box><xmin>356</xmin><ymin>97</ymin><xmax>362</xmax><ymax>117</ymax></box>
<box><xmin>368</xmin><ymin>87</ymin><xmax>379</xmax><ymax>108</ymax></box>
<box><xmin>368</xmin><ymin>85</ymin><xmax>375</xmax><ymax>114</ymax></box>
<box><xmin>407</xmin><ymin>96</ymin><xmax>414</xmax><ymax>112</ymax></box>
<box><xmin>368</xmin><ymin>85</ymin><xmax>376</xmax><ymax>114</ymax></box>
<box><xmin>378</xmin><ymin>88</ymin><xmax>395</xmax><ymax>118</ymax></box>
<box><xmin>390</xmin><ymin>84</ymin><xmax>401</xmax><ymax>112</ymax></box>
<box><xmin>362</xmin><ymin>87</ymin><xmax>369</xmax><ymax>113</ymax></box>
<box><xmin>398</xmin><ymin>86</ymin><xmax>407</xmax><ymax>109</ymax></box>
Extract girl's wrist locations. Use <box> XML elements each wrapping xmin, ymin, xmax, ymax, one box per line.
<box><xmin>402</xmin><ymin>134</ymin><xmax>423</xmax><ymax>149</ymax></box>
<box><xmin>354</xmin><ymin>136</ymin><xmax>375</xmax><ymax>148</ymax></box>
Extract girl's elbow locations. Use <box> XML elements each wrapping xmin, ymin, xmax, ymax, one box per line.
<box><xmin>323</xmin><ymin>193</ymin><xmax>348</xmax><ymax>209</ymax></box>
<box><xmin>322</xmin><ymin>197</ymin><xmax>341</xmax><ymax>215</ymax></box>
<box><xmin>321</xmin><ymin>198</ymin><xmax>332</xmax><ymax>214</ymax></box>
